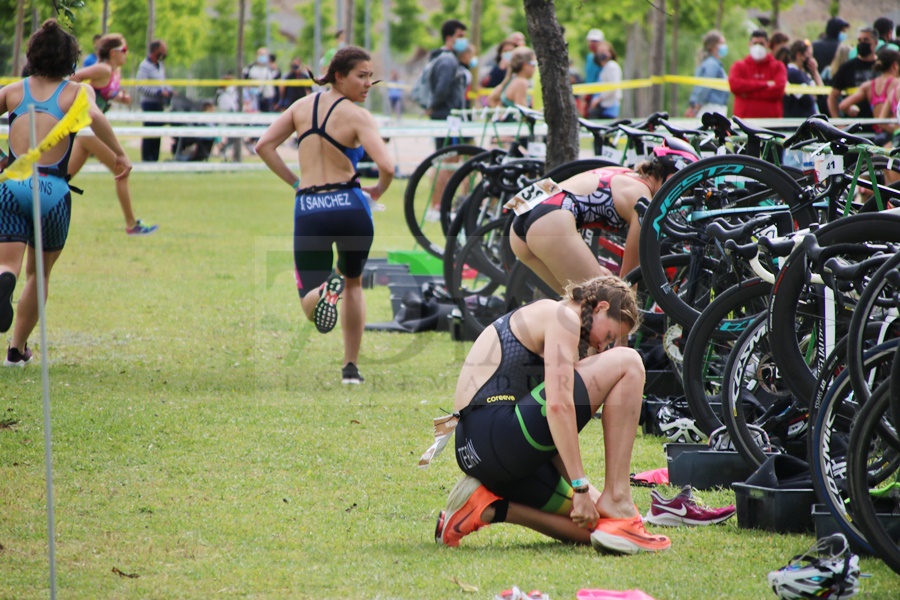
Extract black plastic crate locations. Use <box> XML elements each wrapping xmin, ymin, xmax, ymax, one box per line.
<box><xmin>812</xmin><ymin>504</ymin><xmax>900</xmax><ymax>555</ymax></box>
<box><xmin>733</xmin><ymin>483</ymin><xmax>816</xmax><ymax>533</ymax></box>
<box><xmin>666</xmin><ymin>443</ymin><xmax>758</xmax><ymax>490</ymax></box>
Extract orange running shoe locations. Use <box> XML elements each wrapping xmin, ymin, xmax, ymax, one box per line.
<box><xmin>590</xmin><ymin>509</ymin><xmax>671</xmax><ymax>555</ymax></box>
<box><xmin>435</xmin><ymin>475</ymin><xmax>500</xmax><ymax>547</ymax></box>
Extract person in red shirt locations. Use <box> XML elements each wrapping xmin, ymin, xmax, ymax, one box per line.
<box><xmin>728</xmin><ymin>30</ymin><xmax>787</xmax><ymax>118</ymax></box>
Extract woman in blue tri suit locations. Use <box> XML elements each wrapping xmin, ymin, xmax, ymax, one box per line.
<box><xmin>255</xmin><ymin>46</ymin><xmax>393</xmax><ymax>384</ymax></box>
<box><xmin>0</xmin><ymin>19</ymin><xmax>132</xmax><ymax>366</ymax></box>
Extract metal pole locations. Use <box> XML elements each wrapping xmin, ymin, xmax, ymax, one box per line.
<box><xmin>314</xmin><ymin>0</ymin><xmax>322</xmax><ymax>76</ymax></box>
<box><xmin>382</xmin><ymin>0</ymin><xmax>391</xmax><ymax>116</ymax></box>
<box><xmin>336</xmin><ymin>0</ymin><xmax>343</xmax><ymax>31</ymax></box>
<box><xmin>29</xmin><ymin>104</ymin><xmax>57</xmax><ymax>600</ymax></box>
<box><xmin>364</xmin><ymin>0</ymin><xmax>371</xmax><ymax>51</ymax></box>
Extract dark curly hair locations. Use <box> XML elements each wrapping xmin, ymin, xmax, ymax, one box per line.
<box><xmin>26</xmin><ymin>19</ymin><xmax>80</xmax><ymax>79</ymax></box>
<box><xmin>564</xmin><ymin>276</ymin><xmax>640</xmax><ymax>359</ymax></box>
<box><xmin>310</xmin><ymin>46</ymin><xmax>371</xmax><ymax>86</ymax></box>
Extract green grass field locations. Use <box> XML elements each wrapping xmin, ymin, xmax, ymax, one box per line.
<box><xmin>1</xmin><ymin>171</ymin><xmax>898</xmax><ymax>599</ymax></box>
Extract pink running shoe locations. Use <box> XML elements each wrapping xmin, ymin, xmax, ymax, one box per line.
<box><xmin>643</xmin><ymin>485</ymin><xmax>735</xmax><ymax>526</ymax></box>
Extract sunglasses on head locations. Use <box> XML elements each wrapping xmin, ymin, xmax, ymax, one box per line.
<box><xmin>115</xmin><ymin>46</ymin><xmax>128</xmax><ymax>53</ymax></box>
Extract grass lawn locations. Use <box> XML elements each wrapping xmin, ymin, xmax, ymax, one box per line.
<box><xmin>1</xmin><ymin>171</ymin><xmax>898</xmax><ymax>599</ymax></box>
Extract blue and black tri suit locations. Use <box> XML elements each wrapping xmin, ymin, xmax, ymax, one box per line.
<box><xmin>293</xmin><ymin>92</ymin><xmax>372</xmax><ymax>298</ymax></box>
<box><xmin>0</xmin><ymin>79</ymin><xmax>75</xmax><ymax>252</ymax></box>
<box><xmin>454</xmin><ymin>305</ymin><xmax>594</xmax><ymax>514</ymax></box>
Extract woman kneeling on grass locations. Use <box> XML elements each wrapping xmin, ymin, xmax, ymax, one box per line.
<box><xmin>255</xmin><ymin>46</ymin><xmax>393</xmax><ymax>385</ymax></box>
<box><xmin>434</xmin><ymin>276</ymin><xmax>671</xmax><ymax>554</ymax></box>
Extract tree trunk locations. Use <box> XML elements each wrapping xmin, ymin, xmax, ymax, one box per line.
<box><xmin>469</xmin><ymin>0</ymin><xmax>483</xmax><ymax>93</ymax></box>
<box><xmin>716</xmin><ymin>0</ymin><xmax>724</xmax><ymax>31</ymax></box>
<box><xmin>649</xmin><ymin>0</ymin><xmax>666</xmax><ymax>113</ymax></box>
<box><xmin>669</xmin><ymin>0</ymin><xmax>680</xmax><ymax>116</ymax></box>
<box><xmin>623</xmin><ymin>21</ymin><xmax>648</xmax><ymax>118</ymax></box>
<box><xmin>344</xmin><ymin>0</ymin><xmax>354</xmax><ymax>47</ymax></box>
<box><xmin>772</xmin><ymin>0</ymin><xmax>780</xmax><ymax>30</ymax></box>
<box><xmin>522</xmin><ymin>0</ymin><xmax>578</xmax><ymax>170</ymax></box>
<box><xmin>147</xmin><ymin>0</ymin><xmax>156</xmax><ymax>51</ymax></box>
<box><xmin>102</xmin><ymin>0</ymin><xmax>110</xmax><ymax>34</ymax></box>
<box><xmin>12</xmin><ymin>0</ymin><xmax>24</xmax><ymax>77</ymax></box>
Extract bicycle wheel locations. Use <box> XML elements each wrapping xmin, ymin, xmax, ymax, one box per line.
<box><xmin>681</xmin><ymin>277</ymin><xmax>772</xmax><ymax>434</ymax></box>
<box><xmin>639</xmin><ymin>154</ymin><xmax>816</xmax><ymax>329</ymax></box>
<box><xmin>450</xmin><ymin>218</ymin><xmax>514</xmax><ymax>333</ymax></box>
<box><xmin>768</xmin><ymin>212</ymin><xmax>900</xmax><ymax>406</ymax></box>
<box><xmin>403</xmin><ymin>144</ymin><xmax>485</xmax><ymax>258</ymax></box>
<box><xmin>847</xmin><ymin>374</ymin><xmax>900</xmax><ymax>575</ymax></box>
<box><xmin>721</xmin><ymin>313</ymin><xmax>803</xmax><ymax>467</ymax></box>
<box><xmin>846</xmin><ymin>251</ymin><xmax>900</xmax><ymax>403</ymax></box>
<box><xmin>808</xmin><ymin>339</ymin><xmax>898</xmax><ymax>555</ymax></box>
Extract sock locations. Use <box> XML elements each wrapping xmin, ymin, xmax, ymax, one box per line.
<box><xmin>490</xmin><ymin>499</ymin><xmax>509</xmax><ymax>523</ymax></box>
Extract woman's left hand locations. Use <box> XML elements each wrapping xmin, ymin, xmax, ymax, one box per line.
<box><xmin>570</xmin><ymin>492</ymin><xmax>600</xmax><ymax>529</ymax></box>
<box><xmin>362</xmin><ymin>185</ymin><xmax>382</xmax><ymax>201</ymax></box>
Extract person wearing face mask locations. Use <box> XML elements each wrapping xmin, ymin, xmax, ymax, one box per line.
<box><xmin>813</xmin><ymin>17</ymin><xmax>850</xmax><ymax>73</ymax></box>
<box><xmin>487</xmin><ymin>47</ymin><xmax>537</xmax><ymax>109</ymax></box>
<box><xmin>482</xmin><ymin>39</ymin><xmax>517</xmax><ymax>89</ymax></box>
<box><xmin>244</xmin><ymin>47</ymin><xmax>278</xmax><ymax>113</ymax></box>
<box><xmin>828</xmin><ymin>27</ymin><xmax>879</xmax><ymax>123</ymax></box>
<box><xmin>728</xmin><ymin>30</ymin><xmax>786</xmax><ymax>118</ymax></box>
<box><xmin>137</xmin><ymin>39</ymin><xmax>172</xmax><ymax>162</ymax></box>
<box><xmin>280</xmin><ymin>57</ymin><xmax>311</xmax><ymax>110</ymax></box>
<box><xmin>427</xmin><ymin>20</ymin><xmax>469</xmax><ymax>136</ymax></box>
<box><xmin>686</xmin><ymin>30</ymin><xmax>729</xmax><ymax>118</ymax></box>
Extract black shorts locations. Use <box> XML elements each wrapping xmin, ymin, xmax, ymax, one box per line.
<box><xmin>511</xmin><ymin>203</ymin><xmax>561</xmax><ymax>239</ymax></box>
<box><xmin>454</xmin><ymin>373</ymin><xmax>593</xmax><ymax>513</ymax></box>
<box><xmin>293</xmin><ymin>187</ymin><xmax>373</xmax><ymax>298</ymax></box>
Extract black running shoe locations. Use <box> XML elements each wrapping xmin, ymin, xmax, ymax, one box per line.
<box><xmin>0</xmin><ymin>271</ymin><xmax>15</xmax><ymax>333</ymax></box>
<box><xmin>341</xmin><ymin>362</ymin><xmax>364</xmax><ymax>385</ymax></box>
<box><xmin>4</xmin><ymin>345</ymin><xmax>33</xmax><ymax>368</ymax></box>
<box><xmin>314</xmin><ymin>273</ymin><xmax>345</xmax><ymax>334</ymax></box>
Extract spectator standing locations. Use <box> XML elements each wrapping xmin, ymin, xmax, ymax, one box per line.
<box><xmin>814</xmin><ymin>17</ymin><xmax>850</xmax><ymax>70</ymax></box>
<box><xmin>387</xmin><ymin>69</ymin><xmax>404</xmax><ymax>120</ymax></box>
<box><xmin>685</xmin><ymin>31</ymin><xmax>729</xmax><ymax>118</ymax></box>
<box><xmin>482</xmin><ymin>39</ymin><xmax>517</xmax><ymax>89</ymax></box>
<box><xmin>584</xmin><ymin>29</ymin><xmax>604</xmax><ymax>86</ymax></box>
<box><xmin>828</xmin><ymin>27</ymin><xmax>879</xmax><ymax>121</ymax></box>
<box><xmin>137</xmin><ymin>39</ymin><xmax>172</xmax><ymax>162</ymax></box>
<box><xmin>244</xmin><ymin>47</ymin><xmax>278</xmax><ymax>113</ymax></box>
<box><xmin>427</xmin><ymin>19</ymin><xmax>468</xmax><ymax>126</ymax></box>
<box><xmin>269</xmin><ymin>53</ymin><xmax>282</xmax><ymax>108</ymax></box>
<box><xmin>784</xmin><ymin>40</ymin><xmax>823</xmax><ymax>119</ymax></box>
<box><xmin>487</xmin><ymin>47</ymin><xmax>537</xmax><ymax>109</ymax></box>
<box><xmin>589</xmin><ymin>41</ymin><xmax>623</xmax><ymax>119</ymax></box>
<box><xmin>82</xmin><ymin>34</ymin><xmax>101</xmax><ymax>67</ymax></box>
<box><xmin>728</xmin><ymin>30</ymin><xmax>787</xmax><ymax>118</ymax></box>
<box><xmin>279</xmin><ymin>58</ymin><xmax>311</xmax><ymax>110</ymax></box>
<box><xmin>508</xmin><ymin>31</ymin><xmax>526</xmax><ymax>47</ymax></box>
<box><xmin>874</xmin><ymin>18</ymin><xmax>899</xmax><ymax>51</ymax></box>
<box><xmin>769</xmin><ymin>31</ymin><xmax>791</xmax><ymax>64</ymax></box>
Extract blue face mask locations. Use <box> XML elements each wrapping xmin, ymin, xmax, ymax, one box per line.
<box><xmin>453</xmin><ymin>37</ymin><xmax>469</xmax><ymax>53</ymax></box>
<box><xmin>502</xmin><ymin>51</ymin><xmax>513</xmax><ymax>62</ymax></box>
<box><xmin>257</xmin><ymin>55</ymin><xmax>268</xmax><ymax>65</ymax></box>
<box><xmin>469</xmin><ymin>57</ymin><xmax>478</xmax><ymax>69</ymax></box>
<box><xmin>838</xmin><ymin>32</ymin><xmax>848</xmax><ymax>42</ymax></box>
<box><xmin>718</xmin><ymin>44</ymin><xmax>728</xmax><ymax>58</ymax></box>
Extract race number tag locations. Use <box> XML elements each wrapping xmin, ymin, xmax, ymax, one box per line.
<box><xmin>814</xmin><ymin>154</ymin><xmax>843</xmax><ymax>182</ymax></box>
<box><xmin>503</xmin><ymin>178</ymin><xmax>562</xmax><ymax>215</ymax></box>
<box><xmin>526</xmin><ymin>141</ymin><xmax>547</xmax><ymax>159</ymax></box>
<box><xmin>600</xmin><ymin>145</ymin><xmax>624</xmax><ymax>163</ymax></box>
<box><xmin>446</xmin><ymin>115</ymin><xmax>463</xmax><ymax>137</ymax></box>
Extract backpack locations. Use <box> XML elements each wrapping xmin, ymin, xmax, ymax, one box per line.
<box><xmin>411</xmin><ymin>50</ymin><xmax>449</xmax><ymax>109</ymax></box>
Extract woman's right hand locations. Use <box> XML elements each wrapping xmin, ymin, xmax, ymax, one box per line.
<box><xmin>570</xmin><ymin>491</ymin><xmax>600</xmax><ymax>529</ymax></box>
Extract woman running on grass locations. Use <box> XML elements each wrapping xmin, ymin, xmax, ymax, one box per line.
<box><xmin>255</xmin><ymin>46</ymin><xmax>393</xmax><ymax>385</ymax></box>
<box><xmin>68</xmin><ymin>33</ymin><xmax>158</xmax><ymax>236</ymax></box>
<box><xmin>435</xmin><ymin>276</ymin><xmax>671</xmax><ymax>554</ymax></box>
<box><xmin>0</xmin><ymin>19</ymin><xmax>132</xmax><ymax>366</ymax></box>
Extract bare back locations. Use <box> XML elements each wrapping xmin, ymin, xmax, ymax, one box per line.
<box><xmin>291</xmin><ymin>91</ymin><xmax>364</xmax><ymax>187</ymax></box>
<box><xmin>2</xmin><ymin>78</ymin><xmax>80</xmax><ymax>166</ymax></box>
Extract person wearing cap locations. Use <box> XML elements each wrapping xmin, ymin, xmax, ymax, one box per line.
<box><xmin>813</xmin><ymin>17</ymin><xmax>850</xmax><ymax>73</ymax></box>
<box><xmin>585</xmin><ymin>29</ymin><xmax>605</xmax><ymax>87</ymax></box>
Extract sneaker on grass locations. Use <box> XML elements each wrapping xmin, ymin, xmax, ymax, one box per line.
<box><xmin>0</xmin><ymin>271</ymin><xmax>15</xmax><ymax>333</ymax></box>
<box><xmin>4</xmin><ymin>345</ymin><xmax>33</xmax><ymax>367</ymax></box>
<box><xmin>126</xmin><ymin>219</ymin><xmax>159</xmax><ymax>236</ymax></box>
<box><xmin>313</xmin><ymin>273</ymin><xmax>344</xmax><ymax>334</ymax></box>
<box><xmin>590</xmin><ymin>508</ymin><xmax>671</xmax><ymax>555</ymax></box>
<box><xmin>644</xmin><ymin>485</ymin><xmax>735</xmax><ymax>526</ymax></box>
<box><xmin>341</xmin><ymin>362</ymin><xmax>364</xmax><ymax>385</ymax></box>
<box><xmin>435</xmin><ymin>475</ymin><xmax>500</xmax><ymax>547</ymax></box>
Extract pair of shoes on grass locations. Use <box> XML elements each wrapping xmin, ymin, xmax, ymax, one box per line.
<box><xmin>434</xmin><ymin>476</ymin><xmax>672</xmax><ymax>554</ymax></box>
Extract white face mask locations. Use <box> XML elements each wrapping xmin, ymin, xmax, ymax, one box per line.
<box><xmin>749</xmin><ymin>44</ymin><xmax>767</xmax><ymax>62</ymax></box>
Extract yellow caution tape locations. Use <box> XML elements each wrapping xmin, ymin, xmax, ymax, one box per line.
<box><xmin>0</xmin><ymin>86</ymin><xmax>92</xmax><ymax>183</ymax></box>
